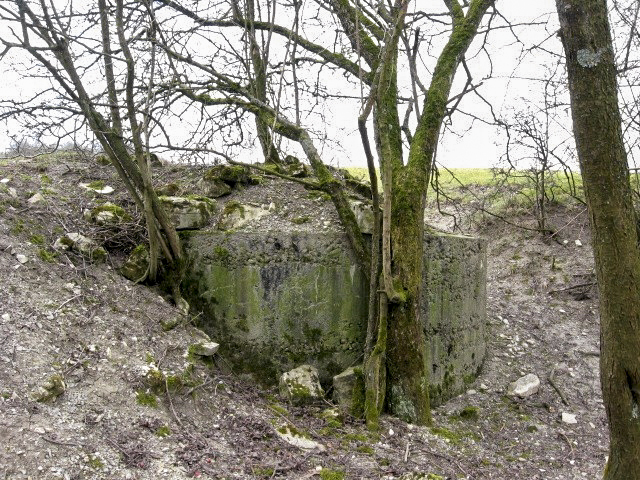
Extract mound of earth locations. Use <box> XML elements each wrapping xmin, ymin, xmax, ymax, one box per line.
<box><xmin>0</xmin><ymin>153</ymin><xmax>607</xmax><ymax>479</ymax></box>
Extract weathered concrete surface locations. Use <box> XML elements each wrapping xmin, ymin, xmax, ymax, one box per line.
<box><xmin>182</xmin><ymin>231</ymin><xmax>368</xmax><ymax>384</ymax></box>
<box><xmin>182</xmin><ymin>230</ymin><xmax>486</xmax><ymax>404</ymax></box>
<box><xmin>423</xmin><ymin>232</ymin><xmax>487</xmax><ymax>405</ymax></box>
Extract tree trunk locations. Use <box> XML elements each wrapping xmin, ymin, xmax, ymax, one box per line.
<box><xmin>242</xmin><ymin>0</ymin><xmax>282</xmax><ymax>165</ymax></box>
<box><xmin>556</xmin><ymin>1</ymin><xmax>640</xmax><ymax>478</ymax></box>
<box><xmin>385</xmin><ymin>166</ymin><xmax>431</xmax><ymax>424</ymax></box>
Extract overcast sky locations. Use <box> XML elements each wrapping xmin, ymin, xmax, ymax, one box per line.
<box><xmin>0</xmin><ymin>0</ymin><xmax>564</xmax><ymax>169</ymax></box>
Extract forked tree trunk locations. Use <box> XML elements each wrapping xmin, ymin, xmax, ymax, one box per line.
<box><xmin>556</xmin><ymin>1</ymin><xmax>640</xmax><ymax>478</ymax></box>
<box><xmin>368</xmin><ymin>0</ymin><xmax>492</xmax><ymax>426</ymax></box>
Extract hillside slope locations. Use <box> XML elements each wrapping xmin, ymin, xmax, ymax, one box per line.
<box><xmin>0</xmin><ymin>153</ymin><xmax>607</xmax><ymax>479</ymax></box>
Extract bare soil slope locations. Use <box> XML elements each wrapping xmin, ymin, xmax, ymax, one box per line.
<box><xmin>0</xmin><ymin>154</ymin><xmax>606</xmax><ymax>479</ymax></box>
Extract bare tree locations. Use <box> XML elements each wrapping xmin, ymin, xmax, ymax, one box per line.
<box><xmin>0</xmin><ymin>0</ymin><xmax>188</xmax><ymax>310</ymax></box>
<box><xmin>1</xmin><ymin>0</ymin><xmax>500</xmax><ymax>426</ymax></box>
<box><xmin>556</xmin><ymin>0</ymin><xmax>640</xmax><ymax>477</ymax></box>
<box><xmin>151</xmin><ymin>0</ymin><xmax>496</xmax><ymax>426</ymax></box>
<box><xmin>497</xmin><ymin>69</ymin><xmax>580</xmax><ymax>232</ymax></box>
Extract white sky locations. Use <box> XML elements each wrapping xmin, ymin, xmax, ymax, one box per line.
<box><xmin>0</xmin><ymin>0</ymin><xmax>567</xmax><ymax>169</ymax></box>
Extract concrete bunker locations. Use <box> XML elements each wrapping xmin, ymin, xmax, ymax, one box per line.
<box><xmin>182</xmin><ymin>227</ymin><xmax>486</xmax><ymax>406</ymax></box>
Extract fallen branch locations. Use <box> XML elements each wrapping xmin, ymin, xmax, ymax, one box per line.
<box><xmin>548</xmin><ymin>282</ymin><xmax>596</xmax><ymax>295</ymax></box>
<box><xmin>165</xmin><ymin>377</ymin><xmax>183</xmax><ymax>428</ymax></box>
<box><xmin>41</xmin><ymin>435</ymin><xmax>85</xmax><ymax>449</ymax></box>
<box><xmin>548</xmin><ymin>367</ymin><xmax>570</xmax><ymax>406</ymax></box>
<box><xmin>558</xmin><ymin>431</ymin><xmax>575</xmax><ymax>459</ymax></box>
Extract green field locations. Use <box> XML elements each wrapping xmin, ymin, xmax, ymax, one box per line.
<box><xmin>346</xmin><ymin>166</ymin><xmax>584</xmax><ymax>194</ymax></box>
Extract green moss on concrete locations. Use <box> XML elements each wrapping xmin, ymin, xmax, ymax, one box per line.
<box><xmin>284</xmin><ymin>380</ymin><xmax>312</xmax><ymax>403</ymax></box>
<box><xmin>181</xmin><ymin>230</ymin><xmax>485</xmax><ymax>404</ymax></box>
<box><xmin>181</xmin><ymin>236</ymin><xmax>367</xmax><ymax>385</ymax></box>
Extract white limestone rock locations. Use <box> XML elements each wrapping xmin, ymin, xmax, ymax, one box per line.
<box><xmin>189</xmin><ymin>341</ymin><xmax>219</xmax><ymax>357</ymax></box>
<box><xmin>84</xmin><ymin>203</ymin><xmax>131</xmax><ymax>225</ymax></box>
<box><xmin>54</xmin><ymin>233</ymin><xmax>107</xmax><ymax>262</ymax></box>
<box><xmin>198</xmin><ymin>177</ymin><xmax>232</xmax><ymax>198</ymax></box>
<box><xmin>80</xmin><ymin>182</ymin><xmax>114</xmax><ymax>194</ymax></box>
<box><xmin>160</xmin><ymin>195</ymin><xmax>217</xmax><ymax>230</ymax></box>
<box><xmin>28</xmin><ymin>192</ymin><xmax>45</xmax><ymax>205</ymax></box>
<box><xmin>218</xmin><ymin>202</ymin><xmax>270</xmax><ymax>230</ymax></box>
<box><xmin>275</xmin><ymin>424</ymin><xmax>325</xmax><ymax>451</ymax></box>
<box><xmin>332</xmin><ymin>366</ymin><xmax>365</xmax><ymax>418</ymax></box>
<box><xmin>279</xmin><ymin>364</ymin><xmax>324</xmax><ymax>405</ymax></box>
<box><xmin>507</xmin><ymin>373</ymin><xmax>540</xmax><ymax>398</ymax></box>
<box><xmin>30</xmin><ymin>374</ymin><xmax>66</xmax><ymax>403</ymax></box>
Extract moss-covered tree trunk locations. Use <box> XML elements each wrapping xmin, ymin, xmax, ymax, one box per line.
<box><xmin>161</xmin><ymin>0</ymin><xmax>490</xmax><ymax>426</ymax></box>
<box><xmin>385</xmin><ymin>167</ymin><xmax>430</xmax><ymax>423</ymax></box>
<box><xmin>368</xmin><ymin>0</ymin><xmax>492</xmax><ymax>425</ymax></box>
<box><xmin>556</xmin><ymin>1</ymin><xmax>640</xmax><ymax>478</ymax></box>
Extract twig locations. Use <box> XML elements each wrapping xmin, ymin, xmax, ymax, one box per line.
<box><xmin>185</xmin><ymin>378</ymin><xmax>215</xmax><ymax>396</ymax></box>
<box><xmin>576</xmin><ymin>349</ymin><xmax>600</xmax><ymax>357</ymax></box>
<box><xmin>558</xmin><ymin>431</ymin><xmax>575</xmax><ymax>458</ymax></box>
<box><xmin>548</xmin><ymin>282</ymin><xmax>596</xmax><ymax>295</ymax></box>
<box><xmin>41</xmin><ymin>435</ymin><xmax>85</xmax><ymax>449</ymax></box>
<box><xmin>403</xmin><ymin>441</ymin><xmax>410</xmax><ymax>462</ymax></box>
<box><xmin>165</xmin><ymin>378</ymin><xmax>183</xmax><ymax>427</ymax></box>
<box><xmin>548</xmin><ymin>367</ymin><xmax>570</xmax><ymax>406</ymax></box>
<box><xmin>415</xmin><ymin>447</ymin><xmax>467</xmax><ymax>476</ymax></box>
<box><xmin>54</xmin><ymin>295</ymin><xmax>80</xmax><ymax>313</ymax></box>
<box><xmin>63</xmin><ymin>356</ymin><xmax>90</xmax><ymax>375</ymax></box>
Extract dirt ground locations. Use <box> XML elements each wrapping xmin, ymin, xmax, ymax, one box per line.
<box><xmin>0</xmin><ymin>153</ymin><xmax>607</xmax><ymax>479</ymax></box>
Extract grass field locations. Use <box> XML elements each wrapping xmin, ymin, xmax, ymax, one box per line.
<box><xmin>345</xmin><ymin>166</ymin><xmax>592</xmax><ymax>220</ymax></box>
<box><xmin>347</xmin><ymin>166</ymin><xmax>585</xmax><ymax>195</ymax></box>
